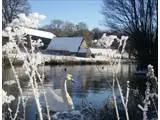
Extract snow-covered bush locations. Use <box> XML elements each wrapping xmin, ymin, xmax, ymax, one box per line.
<box><xmin>91</xmin><ymin>33</ymin><xmax>129</xmax><ymax>59</ymax></box>
<box><xmin>93</xmin><ymin>33</ymin><xmax>128</xmax><ymax>50</ymax></box>
<box><xmin>138</xmin><ymin>64</ymin><xmax>158</xmax><ymax>120</ymax></box>
<box><xmin>10</xmin><ymin>12</ymin><xmax>46</xmax><ymax>29</ymax></box>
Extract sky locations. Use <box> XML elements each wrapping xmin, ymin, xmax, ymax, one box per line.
<box><xmin>28</xmin><ymin>0</ymin><xmax>106</xmax><ymax>30</ymax></box>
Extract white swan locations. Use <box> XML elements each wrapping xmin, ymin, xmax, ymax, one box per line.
<box><xmin>44</xmin><ymin>73</ymin><xmax>75</xmax><ymax>112</ymax></box>
<box><xmin>23</xmin><ymin>73</ymin><xmax>98</xmax><ymax>120</ymax></box>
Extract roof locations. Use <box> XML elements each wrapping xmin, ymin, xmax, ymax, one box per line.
<box><xmin>2</xmin><ymin>27</ymin><xmax>56</xmax><ymax>39</ymax></box>
<box><xmin>24</xmin><ymin>28</ymin><xmax>56</xmax><ymax>39</ymax></box>
<box><xmin>47</xmin><ymin>37</ymin><xmax>87</xmax><ymax>53</ymax></box>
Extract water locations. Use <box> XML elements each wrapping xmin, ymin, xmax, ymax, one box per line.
<box><xmin>2</xmin><ymin>64</ymin><xmax>157</xmax><ymax>120</ymax></box>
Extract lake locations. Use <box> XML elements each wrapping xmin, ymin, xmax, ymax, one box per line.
<box><xmin>2</xmin><ymin>64</ymin><xmax>157</xmax><ymax>120</ymax></box>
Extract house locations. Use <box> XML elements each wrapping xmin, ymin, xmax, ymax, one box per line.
<box><xmin>46</xmin><ymin>37</ymin><xmax>87</xmax><ymax>57</ymax></box>
<box><xmin>2</xmin><ymin>28</ymin><xmax>56</xmax><ymax>50</ymax></box>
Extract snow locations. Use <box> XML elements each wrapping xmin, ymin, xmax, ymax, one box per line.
<box><xmin>4</xmin><ymin>80</ymin><xmax>16</xmax><ymax>86</ymax></box>
<box><xmin>2</xmin><ymin>89</ymin><xmax>15</xmax><ymax>104</ymax></box>
<box><xmin>93</xmin><ymin>33</ymin><xmax>128</xmax><ymax>49</ymax></box>
<box><xmin>11</xmin><ymin>12</ymin><xmax>46</xmax><ymax>28</ymax></box>
<box><xmin>88</xmin><ymin>48</ymin><xmax>121</xmax><ymax>58</ymax></box>
<box><xmin>2</xmin><ymin>30</ymin><xmax>10</xmax><ymax>37</ymax></box>
<box><xmin>5</xmin><ymin>52</ymin><xmax>132</xmax><ymax>66</ymax></box>
<box><xmin>122</xmin><ymin>52</ymin><xmax>129</xmax><ymax>59</ymax></box>
<box><xmin>24</xmin><ymin>28</ymin><xmax>56</xmax><ymax>39</ymax></box>
<box><xmin>42</xmin><ymin>54</ymin><xmax>111</xmax><ymax>63</ymax></box>
<box><xmin>94</xmin><ymin>34</ymin><xmax>118</xmax><ymax>48</ymax></box>
<box><xmin>3</xmin><ymin>12</ymin><xmax>55</xmax><ymax>44</ymax></box>
<box><xmin>2</xmin><ymin>28</ymin><xmax>56</xmax><ymax>40</ymax></box>
<box><xmin>2</xmin><ymin>41</ymin><xmax>17</xmax><ymax>53</ymax></box>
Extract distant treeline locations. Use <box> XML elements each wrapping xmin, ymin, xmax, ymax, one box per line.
<box><xmin>41</xmin><ymin>20</ymin><xmax>128</xmax><ymax>38</ymax></box>
<box><xmin>39</xmin><ymin>19</ymin><xmax>127</xmax><ymax>47</ymax></box>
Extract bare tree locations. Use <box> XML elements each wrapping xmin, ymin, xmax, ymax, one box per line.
<box><xmin>102</xmin><ymin>0</ymin><xmax>157</xmax><ymax>33</ymax></box>
<box><xmin>92</xmin><ymin>27</ymin><xmax>103</xmax><ymax>39</ymax></box>
<box><xmin>102</xmin><ymin>0</ymin><xmax>157</xmax><ymax>67</ymax></box>
<box><xmin>2</xmin><ymin>0</ymin><xmax>30</xmax><ymax>28</ymax></box>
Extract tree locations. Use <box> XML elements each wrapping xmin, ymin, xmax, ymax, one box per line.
<box><xmin>51</xmin><ymin>19</ymin><xmax>64</xmax><ymax>29</ymax></box>
<box><xmin>2</xmin><ymin>0</ymin><xmax>30</xmax><ymax>29</ymax></box>
<box><xmin>42</xmin><ymin>20</ymin><xmax>91</xmax><ymax>38</ymax></box>
<box><xmin>63</xmin><ymin>21</ymin><xmax>75</xmax><ymax>32</ymax></box>
<box><xmin>92</xmin><ymin>28</ymin><xmax>103</xmax><ymax>40</ymax></box>
<box><xmin>61</xmin><ymin>21</ymin><xmax>75</xmax><ymax>36</ymax></box>
<box><xmin>102</xmin><ymin>0</ymin><xmax>158</xmax><ymax>70</ymax></box>
<box><xmin>76</xmin><ymin>22</ymin><xmax>88</xmax><ymax>31</ymax></box>
<box><xmin>83</xmin><ymin>30</ymin><xmax>92</xmax><ymax>47</ymax></box>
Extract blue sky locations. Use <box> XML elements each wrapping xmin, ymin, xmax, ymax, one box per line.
<box><xmin>28</xmin><ymin>0</ymin><xmax>106</xmax><ymax>30</ymax></box>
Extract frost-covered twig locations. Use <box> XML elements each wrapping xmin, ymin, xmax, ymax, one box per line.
<box><xmin>115</xmin><ymin>76</ymin><xmax>129</xmax><ymax>120</ymax></box>
<box><xmin>35</xmin><ymin>60</ymin><xmax>51</xmax><ymax>120</ymax></box>
<box><xmin>6</xmin><ymin>49</ymin><xmax>26</xmax><ymax>120</ymax></box>
<box><xmin>111</xmin><ymin>36</ymin><xmax>130</xmax><ymax>120</ymax></box>
<box><xmin>112</xmin><ymin>74</ymin><xmax>120</xmax><ymax>120</ymax></box>
<box><xmin>125</xmin><ymin>81</ymin><xmax>130</xmax><ymax>108</ymax></box>
<box><xmin>12</xmin><ymin>97</ymin><xmax>21</xmax><ymax>120</ymax></box>
<box><xmin>6</xmin><ymin>97</ymin><xmax>20</xmax><ymax>120</ymax></box>
<box><xmin>97</xmin><ymin>34</ymin><xmax>129</xmax><ymax>120</ymax></box>
<box><xmin>3</xmin><ymin>13</ymin><xmax>47</xmax><ymax>120</ymax></box>
<box><xmin>138</xmin><ymin>81</ymin><xmax>151</xmax><ymax>120</ymax></box>
<box><xmin>151</xmin><ymin>97</ymin><xmax>158</xmax><ymax>116</ymax></box>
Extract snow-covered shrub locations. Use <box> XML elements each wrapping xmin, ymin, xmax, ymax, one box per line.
<box><xmin>91</xmin><ymin>33</ymin><xmax>129</xmax><ymax>59</ymax></box>
<box><xmin>138</xmin><ymin>64</ymin><xmax>158</xmax><ymax>120</ymax></box>
<box><xmin>10</xmin><ymin>12</ymin><xmax>46</xmax><ymax>29</ymax></box>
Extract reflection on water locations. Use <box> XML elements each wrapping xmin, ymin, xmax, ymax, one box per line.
<box><xmin>3</xmin><ymin>64</ymin><xmax>138</xmax><ymax>120</ymax></box>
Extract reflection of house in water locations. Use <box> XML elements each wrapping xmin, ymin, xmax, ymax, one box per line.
<box><xmin>80</xmin><ymin>66</ymin><xmax>109</xmax><ymax>90</ymax></box>
<box><xmin>80</xmin><ymin>64</ymin><xmax>136</xmax><ymax>90</ymax></box>
<box><xmin>46</xmin><ymin>37</ymin><xmax>87</xmax><ymax>57</ymax></box>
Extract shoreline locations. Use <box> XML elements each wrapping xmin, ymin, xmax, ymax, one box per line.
<box><xmin>3</xmin><ymin>54</ymin><xmax>137</xmax><ymax>66</ymax></box>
